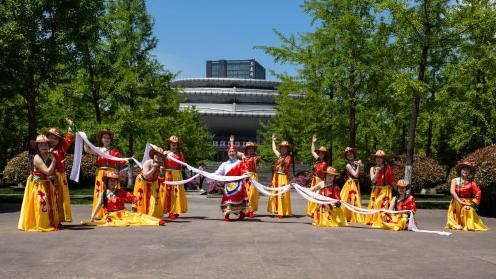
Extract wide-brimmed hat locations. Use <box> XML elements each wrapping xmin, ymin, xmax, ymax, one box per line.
<box><xmin>317</xmin><ymin>146</ymin><xmax>328</xmax><ymax>153</ymax></box>
<box><xmin>455</xmin><ymin>161</ymin><xmax>476</xmax><ymax>174</ymax></box>
<box><xmin>326</xmin><ymin>167</ymin><xmax>339</xmax><ymax>176</ymax></box>
<box><xmin>166</xmin><ymin>135</ymin><xmax>181</xmax><ymax>145</ymax></box>
<box><xmin>278</xmin><ymin>140</ymin><xmax>292</xmax><ymax>151</ymax></box>
<box><xmin>103</xmin><ymin>170</ymin><xmax>120</xmax><ymax>179</ymax></box>
<box><xmin>396</xmin><ymin>179</ymin><xmax>410</xmax><ymax>188</ymax></box>
<box><xmin>30</xmin><ymin>134</ymin><xmax>50</xmax><ymax>150</ymax></box>
<box><xmin>46</xmin><ymin>128</ymin><xmax>63</xmax><ymax>139</ymax></box>
<box><xmin>96</xmin><ymin>129</ymin><xmax>113</xmax><ymax>145</ymax></box>
<box><xmin>371</xmin><ymin>150</ymin><xmax>386</xmax><ymax>160</ymax></box>
<box><xmin>341</xmin><ymin>146</ymin><xmax>357</xmax><ymax>158</ymax></box>
<box><xmin>149</xmin><ymin>148</ymin><xmax>163</xmax><ymax>160</ymax></box>
<box><xmin>244</xmin><ymin>141</ymin><xmax>257</xmax><ymax>152</ymax></box>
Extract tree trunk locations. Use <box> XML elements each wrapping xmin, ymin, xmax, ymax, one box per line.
<box><xmin>405</xmin><ymin>46</ymin><xmax>428</xmax><ymax>183</ymax></box>
<box><xmin>349</xmin><ymin>90</ymin><xmax>357</xmax><ymax>147</ymax></box>
<box><xmin>85</xmin><ymin>45</ymin><xmax>102</xmax><ymax>124</ymax></box>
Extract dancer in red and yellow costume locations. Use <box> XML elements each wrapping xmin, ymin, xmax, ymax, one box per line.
<box><xmin>307</xmin><ymin>134</ymin><xmax>328</xmax><ymax>217</ymax></box>
<box><xmin>372</xmin><ymin>179</ymin><xmax>416</xmax><ymax>231</ymax></box>
<box><xmin>445</xmin><ymin>161</ymin><xmax>488</xmax><ymax>231</ymax></box>
<box><xmin>267</xmin><ymin>134</ymin><xmax>292</xmax><ymax>218</ymax></box>
<box><xmin>132</xmin><ymin>148</ymin><xmax>164</xmax><ymax>219</ymax></box>
<box><xmin>340</xmin><ymin>146</ymin><xmax>364</xmax><ymax>223</ymax></box>
<box><xmin>82</xmin><ymin>170</ymin><xmax>165</xmax><ymax>227</ymax></box>
<box><xmin>214</xmin><ymin>145</ymin><xmax>249</xmax><ymax>221</ymax></box>
<box><xmin>160</xmin><ymin>136</ymin><xmax>188</xmax><ymax>220</ymax></box>
<box><xmin>46</xmin><ymin>118</ymin><xmax>76</xmax><ymax>223</ymax></box>
<box><xmin>310</xmin><ymin>167</ymin><xmax>348</xmax><ymax>227</ymax></box>
<box><xmin>365</xmin><ymin>150</ymin><xmax>395</xmax><ymax>225</ymax></box>
<box><xmin>84</xmin><ymin>129</ymin><xmax>126</xmax><ymax>219</ymax></box>
<box><xmin>230</xmin><ymin>135</ymin><xmax>260</xmax><ymax>219</ymax></box>
<box><xmin>18</xmin><ymin>135</ymin><xmax>60</xmax><ymax>232</ymax></box>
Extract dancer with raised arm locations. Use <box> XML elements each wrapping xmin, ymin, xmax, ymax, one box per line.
<box><xmin>267</xmin><ymin>134</ymin><xmax>292</xmax><ymax>218</ymax></box>
<box><xmin>307</xmin><ymin>134</ymin><xmax>328</xmax><ymax>217</ymax></box>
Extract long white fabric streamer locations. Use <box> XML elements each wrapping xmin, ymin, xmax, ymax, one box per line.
<box><xmin>71</xmin><ymin>138</ymin><xmax>451</xmax><ymax>236</ymax></box>
<box><xmin>70</xmin><ymin>132</ymin><xmax>142</xmax><ymax>182</ymax></box>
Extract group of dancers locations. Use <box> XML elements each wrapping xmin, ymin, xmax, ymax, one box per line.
<box><xmin>17</xmin><ymin>120</ymin><xmax>488</xmax><ymax>232</ymax></box>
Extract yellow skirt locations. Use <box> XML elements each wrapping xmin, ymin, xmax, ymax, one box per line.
<box><xmin>445</xmin><ymin>199</ymin><xmax>488</xmax><ymax>231</ymax></box>
<box><xmin>312</xmin><ymin>204</ymin><xmax>348</xmax><ymax>227</ymax></box>
<box><xmin>54</xmin><ymin>170</ymin><xmax>72</xmax><ymax>222</ymax></box>
<box><xmin>92</xmin><ymin>168</ymin><xmax>116</xmax><ymax>219</ymax></box>
<box><xmin>161</xmin><ymin>170</ymin><xmax>188</xmax><ymax>214</ymax></box>
<box><xmin>81</xmin><ymin>209</ymin><xmax>163</xmax><ymax>227</ymax></box>
<box><xmin>18</xmin><ymin>176</ymin><xmax>60</xmax><ymax>232</ymax></box>
<box><xmin>364</xmin><ymin>185</ymin><xmax>392</xmax><ymax>225</ymax></box>
<box><xmin>306</xmin><ymin>176</ymin><xmax>322</xmax><ymax>216</ymax></box>
<box><xmin>245</xmin><ymin>172</ymin><xmax>259</xmax><ymax>212</ymax></box>
<box><xmin>340</xmin><ymin>178</ymin><xmax>363</xmax><ymax>223</ymax></box>
<box><xmin>372</xmin><ymin>212</ymin><xmax>410</xmax><ymax>231</ymax></box>
<box><xmin>132</xmin><ymin>175</ymin><xmax>163</xmax><ymax>219</ymax></box>
<box><xmin>267</xmin><ymin>173</ymin><xmax>292</xmax><ymax>216</ymax></box>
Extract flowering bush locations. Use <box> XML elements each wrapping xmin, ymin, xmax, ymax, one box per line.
<box><xmin>207</xmin><ymin>180</ymin><xmax>223</xmax><ymax>194</ymax></box>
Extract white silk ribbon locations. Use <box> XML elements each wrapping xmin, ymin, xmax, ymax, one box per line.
<box><xmin>69</xmin><ymin>132</ymin><xmax>142</xmax><ymax>182</ymax></box>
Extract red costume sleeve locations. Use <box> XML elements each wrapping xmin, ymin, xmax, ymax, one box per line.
<box><xmin>386</xmin><ymin>166</ymin><xmax>395</xmax><ymax>186</ymax></box>
<box><xmin>471</xmin><ymin>181</ymin><xmax>482</xmax><ymax>205</ymax></box>
<box><xmin>124</xmin><ymin>190</ymin><xmax>137</xmax><ymax>204</ymax></box>
<box><xmin>332</xmin><ymin>185</ymin><xmax>341</xmax><ymax>200</ymax></box>
<box><xmin>61</xmin><ymin>130</ymin><xmax>75</xmax><ymax>153</ymax></box>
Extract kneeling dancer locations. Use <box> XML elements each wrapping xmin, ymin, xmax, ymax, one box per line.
<box><xmin>82</xmin><ymin>170</ymin><xmax>165</xmax><ymax>227</ymax></box>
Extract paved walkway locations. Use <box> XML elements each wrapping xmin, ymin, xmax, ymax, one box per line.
<box><xmin>1</xmin><ymin>193</ymin><xmax>495</xmax><ymax>279</ymax></box>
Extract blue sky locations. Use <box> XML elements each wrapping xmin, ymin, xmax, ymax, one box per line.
<box><xmin>145</xmin><ymin>0</ymin><xmax>313</xmax><ymax>81</ymax></box>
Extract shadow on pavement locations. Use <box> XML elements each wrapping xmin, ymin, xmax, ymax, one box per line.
<box><xmin>0</xmin><ymin>203</ymin><xmax>21</xmax><ymax>213</ymax></box>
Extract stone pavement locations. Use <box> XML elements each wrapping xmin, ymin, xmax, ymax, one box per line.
<box><xmin>1</xmin><ymin>193</ymin><xmax>495</xmax><ymax>279</ymax></box>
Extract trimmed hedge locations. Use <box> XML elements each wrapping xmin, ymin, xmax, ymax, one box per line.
<box><xmin>448</xmin><ymin>145</ymin><xmax>496</xmax><ymax>217</ymax></box>
<box><xmin>2</xmin><ymin>152</ymin><xmax>98</xmax><ymax>187</ymax></box>
<box><xmin>390</xmin><ymin>154</ymin><xmax>447</xmax><ymax>193</ymax></box>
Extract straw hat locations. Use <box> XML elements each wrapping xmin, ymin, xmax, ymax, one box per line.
<box><xmin>396</xmin><ymin>179</ymin><xmax>410</xmax><ymax>188</ymax></box>
<box><xmin>326</xmin><ymin>167</ymin><xmax>339</xmax><ymax>176</ymax></box>
<box><xmin>149</xmin><ymin>148</ymin><xmax>163</xmax><ymax>160</ymax></box>
<box><xmin>166</xmin><ymin>135</ymin><xmax>181</xmax><ymax>145</ymax></box>
<box><xmin>317</xmin><ymin>146</ymin><xmax>328</xmax><ymax>153</ymax></box>
<box><xmin>96</xmin><ymin>129</ymin><xmax>113</xmax><ymax>145</ymax></box>
<box><xmin>46</xmin><ymin>128</ymin><xmax>63</xmax><ymax>139</ymax></box>
<box><xmin>455</xmin><ymin>161</ymin><xmax>476</xmax><ymax>174</ymax></box>
<box><xmin>371</xmin><ymin>150</ymin><xmax>385</xmax><ymax>159</ymax></box>
<box><xmin>30</xmin><ymin>134</ymin><xmax>50</xmax><ymax>150</ymax></box>
<box><xmin>244</xmin><ymin>141</ymin><xmax>257</xmax><ymax>152</ymax></box>
<box><xmin>278</xmin><ymin>140</ymin><xmax>292</xmax><ymax>151</ymax></box>
<box><xmin>341</xmin><ymin>146</ymin><xmax>357</xmax><ymax>158</ymax></box>
<box><xmin>103</xmin><ymin>170</ymin><xmax>120</xmax><ymax>179</ymax></box>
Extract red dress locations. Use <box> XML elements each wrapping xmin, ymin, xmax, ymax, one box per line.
<box><xmin>96</xmin><ymin>148</ymin><xmax>126</xmax><ymax>168</ymax></box>
<box><xmin>313</xmin><ymin>161</ymin><xmax>328</xmax><ymax>181</ymax></box>
<box><xmin>322</xmin><ymin>184</ymin><xmax>341</xmax><ymax>200</ymax></box>
<box><xmin>375</xmin><ymin>166</ymin><xmax>394</xmax><ymax>186</ymax></box>
<box><xmin>274</xmin><ymin>155</ymin><xmax>291</xmax><ymax>176</ymax></box>
<box><xmin>242</xmin><ymin>156</ymin><xmax>258</xmax><ymax>173</ymax></box>
<box><xmin>163</xmin><ymin>151</ymin><xmax>186</xmax><ymax>170</ymax></box>
<box><xmin>52</xmin><ymin>131</ymin><xmax>74</xmax><ymax>172</ymax></box>
<box><xmin>105</xmin><ymin>189</ymin><xmax>137</xmax><ymax>212</ymax></box>
<box><xmin>395</xmin><ymin>195</ymin><xmax>416</xmax><ymax>214</ymax></box>
<box><xmin>455</xmin><ymin>180</ymin><xmax>482</xmax><ymax>205</ymax></box>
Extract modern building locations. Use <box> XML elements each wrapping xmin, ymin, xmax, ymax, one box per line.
<box><xmin>174</xmin><ymin>60</ymin><xmax>300</xmax><ymax>160</ymax></box>
<box><xmin>206</xmin><ymin>59</ymin><xmax>265</xmax><ymax>79</ymax></box>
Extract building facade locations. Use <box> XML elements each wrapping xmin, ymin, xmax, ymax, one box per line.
<box><xmin>206</xmin><ymin>59</ymin><xmax>265</xmax><ymax>80</ymax></box>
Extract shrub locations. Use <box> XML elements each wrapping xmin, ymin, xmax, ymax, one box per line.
<box><xmin>2</xmin><ymin>151</ymin><xmax>30</xmax><ymax>185</ymax></box>
<box><xmin>448</xmin><ymin>145</ymin><xmax>496</xmax><ymax>217</ymax></box>
<box><xmin>391</xmin><ymin>154</ymin><xmax>447</xmax><ymax>193</ymax></box>
<box><xmin>2</xmin><ymin>151</ymin><xmax>98</xmax><ymax>187</ymax></box>
<box><xmin>207</xmin><ymin>180</ymin><xmax>223</xmax><ymax>194</ymax></box>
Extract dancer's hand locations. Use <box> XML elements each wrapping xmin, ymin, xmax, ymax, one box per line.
<box><xmin>272</xmin><ymin>133</ymin><xmax>277</xmax><ymax>142</ymax></box>
<box><xmin>312</xmin><ymin>134</ymin><xmax>317</xmax><ymax>143</ymax></box>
